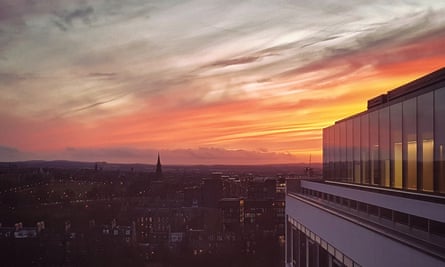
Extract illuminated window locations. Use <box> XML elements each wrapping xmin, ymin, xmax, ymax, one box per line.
<box><xmin>370</xmin><ymin>111</ymin><xmax>380</xmax><ymax>185</ymax></box>
<box><xmin>379</xmin><ymin>107</ymin><xmax>390</xmax><ymax>187</ymax></box>
<box><xmin>394</xmin><ymin>142</ymin><xmax>402</xmax><ymax>189</ymax></box>
<box><xmin>353</xmin><ymin>116</ymin><xmax>361</xmax><ymax>183</ymax></box>
<box><xmin>361</xmin><ymin>114</ymin><xmax>370</xmax><ymax>184</ymax></box>
<box><xmin>407</xmin><ymin>141</ymin><xmax>417</xmax><ymax>190</ymax></box>
<box><xmin>403</xmin><ymin>98</ymin><xmax>417</xmax><ymax>190</ymax></box>
<box><xmin>391</xmin><ymin>103</ymin><xmax>402</xmax><ymax>189</ymax></box>
<box><xmin>422</xmin><ymin>140</ymin><xmax>434</xmax><ymax>191</ymax></box>
<box><xmin>418</xmin><ymin>92</ymin><xmax>434</xmax><ymax>191</ymax></box>
<box><xmin>435</xmin><ymin>87</ymin><xmax>445</xmax><ymax>193</ymax></box>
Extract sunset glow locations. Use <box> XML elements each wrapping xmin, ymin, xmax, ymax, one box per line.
<box><xmin>1</xmin><ymin>0</ymin><xmax>445</xmax><ymax>164</ymax></box>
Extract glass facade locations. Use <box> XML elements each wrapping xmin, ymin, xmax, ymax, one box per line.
<box><xmin>323</xmin><ymin>84</ymin><xmax>445</xmax><ymax>193</ymax></box>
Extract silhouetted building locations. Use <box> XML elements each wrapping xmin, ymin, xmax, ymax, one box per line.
<box><xmin>201</xmin><ymin>178</ymin><xmax>222</xmax><ymax>208</ymax></box>
<box><xmin>248</xmin><ymin>177</ymin><xmax>276</xmax><ymax>200</ymax></box>
<box><xmin>184</xmin><ymin>186</ymin><xmax>201</xmax><ymax>207</ymax></box>
<box><xmin>286</xmin><ymin>68</ymin><xmax>445</xmax><ymax>266</ymax></box>
<box><xmin>219</xmin><ymin>198</ymin><xmax>244</xmax><ymax>233</ymax></box>
<box><xmin>155</xmin><ymin>153</ymin><xmax>162</xmax><ymax>179</ymax></box>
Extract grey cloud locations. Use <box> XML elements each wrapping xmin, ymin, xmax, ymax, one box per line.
<box><xmin>59</xmin><ymin>94</ymin><xmax>126</xmax><ymax>117</ymax></box>
<box><xmin>276</xmin><ymin>8</ymin><xmax>445</xmax><ymax>81</ymax></box>
<box><xmin>0</xmin><ymin>73</ymin><xmax>24</xmax><ymax>84</ymax></box>
<box><xmin>88</xmin><ymin>72</ymin><xmax>117</xmax><ymax>80</ymax></box>
<box><xmin>53</xmin><ymin>6</ymin><xmax>95</xmax><ymax>31</ymax></box>
<box><xmin>52</xmin><ymin>19</ymin><xmax>69</xmax><ymax>31</ymax></box>
<box><xmin>89</xmin><ymin>72</ymin><xmax>116</xmax><ymax>77</ymax></box>
<box><xmin>0</xmin><ymin>0</ymin><xmax>28</xmax><ymax>22</ymax></box>
<box><xmin>354</xmin><ymin>10</ymin><xmax>434</xmax><ymax>49</ymax></box>
<box><xmin>61</xmin><ymin>6</ymin><xmax>95</xmax><ymax>24</ymax></box>
<box><xmin>0</xmin><ymin>72</ymin><xmax>36</xmax><ymax>84</ymax></box>
<box><xmin>0</xmin><ymin>146</ymin><xmax>28</xmax><ymax>161</ymax></box>
<box><xmin>209</xmin><ymin>56</ymin><xmax>263</xmax><ymax>68</ymax></box>
<box><xmin>205</xmin><ymin>49</ymin><xmax>279</xmax><ymax>69</ymax></box>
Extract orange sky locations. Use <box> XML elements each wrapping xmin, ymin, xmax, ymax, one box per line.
<box><xmin>1</xmin><ymin>1</ymin><xmax>445</xmax><ymax>164</ymax></box>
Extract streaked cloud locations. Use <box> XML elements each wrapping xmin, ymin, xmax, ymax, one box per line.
<box><xmin>0</xmin><ymin>0</ymin><xmax>444</xmax><ymax>164</ymax></box>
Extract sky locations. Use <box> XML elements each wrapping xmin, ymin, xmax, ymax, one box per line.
<box><xmin>1</xmin><ymin>0</ymin><xmax>445</xmax><ymax>165</ymax></box>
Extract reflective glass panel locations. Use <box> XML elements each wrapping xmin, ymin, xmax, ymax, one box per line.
<box><xmin>361</xmin><ymin>114</ymin><xmax>369</xmax><ymax>184</ymax></box>
<box><xmin>403</xmin><ymin>98</ymin><xmax>417</xmax><ymax>190</ymax></box>
<box><xmin>346</xmin><ymin>119</ymin><xmax>354</xmax><ymax>182</ymax></box>
<box><xmin>391</xmin><ymin>103</ymin><xmax>403</xmax><ymax>188</ymax></box>
<box><xmin>339</xmin><ymin>121</ymin><xmax>347</xmax><ymax>180</ymax></box>
<box><xmin>370</xmin><ymin>111</ymin><xmax>380</xmax><ymax>185</ymax></box>
<box><xmin>379</xmin><ymin>107</ymin><xmax>390</xmax><ymax>187</ymax></box>
<box><xmin>435</xmin><ymin>87</ymin><xmax>445</xmax><ymax>193</ymax></box>
<box><xmin>353</xmin><ymin>116</ymin><xmax>361</xmax><ymax>183</ymax></box>
<box><xmin>418</xmin><ymin>92</ymin><xmax>434</xmax><ymax>191</ymax></box>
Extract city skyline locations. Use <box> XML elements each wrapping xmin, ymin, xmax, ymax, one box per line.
<box><xmin>1</xmin><ymin>0</ymin><xmax>445</xmax><ymax>164</ymax></box>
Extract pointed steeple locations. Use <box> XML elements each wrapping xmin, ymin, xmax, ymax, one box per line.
<box><xmin>155</xmin><ymin>153</ymin><xmax>162</xmax><ymax>177</ymax></box>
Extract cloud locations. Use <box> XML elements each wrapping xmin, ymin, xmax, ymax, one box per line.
<box><xmin>53</xmin><ymin>6</ymin><xmax>95</xmax><ymax>31</ymax></box>
<box><xmin>0</xmin><ymin>72</ymin><xmax>29</xmax><ymax>84</ymax></box>
<box><xmin>78</xmin><ymin>147</ymin><xmax>297</xmax><ymax>165</ymax></box>
<box><xmin>88</xmin><ymin>72</ymin><xmax>117</xmax><ymax>78</ymax></box>
<box><xmin>0</xmin><ymin>146</ymin><xmax>30</xmax><ymax>161</ymax></box>
<box><xmin>207</xmin><ymin>54</ymin><xmax>270</xmax><ymax>68</ymax></box>
<box><xmin>0</xmin><ymin>146</ymin><xmax>300</xmax><ymax>165</ymax></box>
<box><xmin>1</xmin><ymin>0</ymin><xmax>445</xmax><ymax>165</ymax></box>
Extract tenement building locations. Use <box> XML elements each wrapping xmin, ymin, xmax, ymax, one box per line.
<box><xmin>286</xmin><ymin>68</ymin><xmax>445</xmax><ymax>267</ymax></box>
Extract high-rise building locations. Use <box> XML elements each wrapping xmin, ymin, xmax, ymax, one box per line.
<box><xmin>286</xmin><ymin>68</ymin><xmax>445</xmax><ymax>266</ymax></box>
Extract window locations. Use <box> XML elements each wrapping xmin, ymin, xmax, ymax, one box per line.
<box><xmin>292</xmin><ymin>228</ymin><xmax>299</xmax><ymax>265</ymax></box>
<box><xmin>335</xmin><ymin>196</ymin><xmax>341</xmax><ymax>204</ymax></box>
<box><xmin>379</xmin><ymin>107</ymin><xmax>390</xmax><ymax>187</ymax></box>
<box><xmin>353</xmin><ymin>116</ymin><xmax>361</xmax><ymax>183</ymax></box>
<box><xmin>430</xmin><ymin>220</ymin><xmax>445</xmax><ymax>237</ymax></box>
<box><xmin>410</xmin><ymin>215</ymin><xmax>428</xmax><ymax>232</ymax></box>
<box><xmin>361</xmin><ymin>114</ymin><xmax>370</xmax><ymax>184</ymax></box>
<box><xmin>299</xmin><ymin>230</ymin><xmax>307</xmax><ymax>267</ymax></box>
<box><xmin>391</xmin><ymin>103</ymin><xmax>403</xmax><ymax>188</ymax></box>
<box><xmin>328</xmin><ymin>127</ymin><xmax>335</xmax><ymax>180</ymax></box>
<box><xmin>339</xmin><ymin>121</ymin><xmax>347</xmax><ymax>180</ymax></box>
<box><xmin>380</xmin><ymin>207</ymin><xmax>392</xmax><ymax>220</ymax></box>
<box><xmin>319</xmin><ymin>246</ymin><xmax>330</xmax><ymax>267</ymax></box>
<box><xmin>349</xmin><ymin>200</ymin><xmax>357</xmax><ymax>210</ymax></box>
<box><xmin>334</xmin><ymin>124</ymin><xmax>340</xmax><ymax>180</ymax></box>
<box><xmin>370</xmin><ymin>111</ymin><xmax>380</xmax><ymax>185</ymax></box>
<box><xmin>346</xmin><ymin>120</ymin><xmax>354</xmax><ymax>182</ymax></box>
<box><xmin>435</xmin><ymin>87</ymin><xmax>445</xmax><ymax>193</ymax></box>
<box><xmin>358</xmin><ymin>202</ymin><xmax>367</xmax><ymax>213</ymax></box>
<box><xmin>418</xmin><ymin>92</ymin><xmax>434</xmax><ymax>191</ymax></box>
<box><xmin>308</xmin><ymin>240</ymin><xmax>318</xmax><ymax>267</ymax></box>
<box><xmin>323</xmin><ymin>128</ymin><xmax>329</xmax><ymax>179</ymax></box>
<box><xmin>394</xmin><ymin>211</ymin><xmax>409</xmax><ymax>225</ymax></box>
<box><xmin>368</xmin><ymin>204</ymin><xmax>378</xmax><ymax>216</ymax></box>
<box><xmin>403</xmin><ymin>98</ymin><xmax>417</xmax><ymax>190</ymax></box>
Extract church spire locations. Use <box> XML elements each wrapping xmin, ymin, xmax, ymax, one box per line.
<box><xmin>155</xmin><ymin>153</ymin><xmax>162</xmax><ymax>177</ymax></box>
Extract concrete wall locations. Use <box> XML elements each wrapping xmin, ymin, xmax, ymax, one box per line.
<box><xmin>301</xmin><ymin>180</ymin><xmax>445</xmax><ymax>222</ymax></box>
<box><xmin>286</xmin><ymin>194</ymin><xmax>444</xmax><ymax>267</ymax></box>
